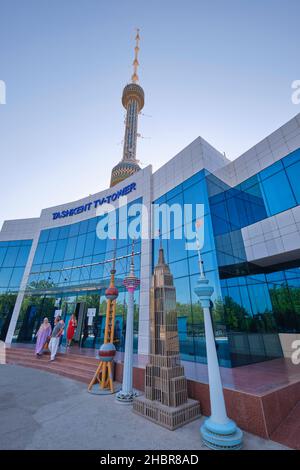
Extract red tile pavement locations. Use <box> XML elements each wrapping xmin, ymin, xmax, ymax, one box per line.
<box><xmin>181</xmin><ymin>357</ymin><xmax>300</xmax><ymax>396</ymax></box>
<box><xmin>271</xmin><ymin>402</ymin><xmax>300</xmax><ymax>449</ymax></box>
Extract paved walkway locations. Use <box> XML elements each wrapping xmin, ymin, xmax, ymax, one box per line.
<box><xmin>0</xmin><ymin>365</ymin><xmax>289</xmax><ymax>450</ymax></box>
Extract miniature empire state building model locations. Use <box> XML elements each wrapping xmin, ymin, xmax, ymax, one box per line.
<box><xmin>133</xmin><ymin>245</ymin><xmax>201</xmax><ymax>430</ymax></box>
<box><xmin>110</xmin><ymin>29</ymin><xmax>144</xmax><ymax>187</ymax></box>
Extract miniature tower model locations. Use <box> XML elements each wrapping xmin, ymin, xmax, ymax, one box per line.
<box><xmin>110</xmin><ymin>29</ymin><xmax>144</xmax><ymax>187</ymax></box>
<box><xmin>194</xmin><ymin>234</ymin><xmax>243</xmax><ymax>450</ymax></box>
<box><xmin>116</xmin><ymin>243</ymin><xmax>140</xmax><ymax>403</ymax></box>
<box><xmin>88</xmin><ymin>252</ymin><xmax>118</xmax><ymax>393</ymax></box>
<box><xmin>133</xmin><ymin>243</ymin><xmax>201</xmax><ymax>430</ymax></box>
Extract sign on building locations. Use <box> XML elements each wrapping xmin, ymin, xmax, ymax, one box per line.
<box><xmin>87</xmin><ymin>308</ymin><xmax>97</xmax><ymax>326</ymax></box>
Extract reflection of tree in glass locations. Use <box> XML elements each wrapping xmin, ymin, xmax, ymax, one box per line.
<box><xmin>270</xmin><ymin>285</ymin><xmax>300</xmax><ymax>332</ymax></box>
<box><xmin>222</xmin><ymin>296</ymin><xmax>276</xmax><ymax>333</ymax></box>
<box><xmin>176</xmin><ymin>297</ymin><xmax>225</xmax><ymax>337</ymax></box>
<box><xmin>220</xmin><ymin>284</ymin><xmax>300</xmax><ymax>333</ymax></box>
<box><xmin>0</xmin><ymin>293</ymin><xmax>18</xmax><ymax>340</ymax></box>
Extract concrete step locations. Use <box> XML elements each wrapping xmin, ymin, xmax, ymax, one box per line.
<box><xmin>6</xmin><ymin>348</ymin><xmax>98</xmax><ymax>364</ymax></box>
<box><xmin>271</xmin><ymin>402</ymin><xmax>300</xmax><ymax>450</ymax></box>
<box><xmin>6</xmin><ymin>348</ymin><xmax>99</xmax><ymax>364</ymax></box>
<box><xmin>7</xmin><ymin>347</ymin><xmax>100</xmax><ymax>366</ymax></box>
<box><xmin>6</xmin><ymin>347</ymin><xmax>101</xmax><ymax>384</ymax></box>
<box><xmin>7</xmin><ymin>354</ymin><xmax>97</xmax><ymax>375</ymax></box>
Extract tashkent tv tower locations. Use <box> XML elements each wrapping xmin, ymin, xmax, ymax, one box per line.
<box><xmin>110</xmin><ymin>29</ymin><xmax>144</xmax><ymax>187</ymax></box>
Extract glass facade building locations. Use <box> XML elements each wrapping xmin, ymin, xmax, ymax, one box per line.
<box><xmin>1</xmin><ymin>114</ymin><xmax>300</xmax><ymax>369</ymax></box>
<box><xmin>13</xmin><ymin>201</ymin><xmax>142</xmax><ymax>353</ymax></box>
<box><xmin>152</xmin><ymin>150</ymin><xmax>300</xmax><ymax>366</ymax></box>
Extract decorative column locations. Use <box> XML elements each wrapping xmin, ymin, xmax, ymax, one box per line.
<box><xmin>88</xmin><ymin>252</ymin><xmax>119</xmax><ymax>394</ymax></box>
<box><xmin>194</xmin><ymin>249</ymin><xmax>243</xmax><ymax>450</ymax></box>
<box><xmin>116</xmin><ymin>248</ymin><xmax>140</xmax><ymax>403</ymax></box>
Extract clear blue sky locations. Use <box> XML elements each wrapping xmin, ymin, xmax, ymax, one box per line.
<box><xmin>0</xmin><ymin>0</ymin><xmax>299</xmax><ymax>228</ymax></box>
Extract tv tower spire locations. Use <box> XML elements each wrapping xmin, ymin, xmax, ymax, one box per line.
<box><xmin>110</xmin><ymin>29</ymin><xmax>145</xmax><ymax>187</ymax></box>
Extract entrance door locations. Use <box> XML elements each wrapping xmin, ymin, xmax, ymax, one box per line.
<box><xmin>80</xmin><ymin>307</ymin><xmax>103</xmax><ymax>349</ymax></box>
<box><xmin>73</xmin><ymin>302</ymin><xmax>86</xmax><ymax>343</ymax></box>
<box><xmin>62</xmin><ymin>301</ymin><xmax>86</xmax><ymax>347</ymax></box>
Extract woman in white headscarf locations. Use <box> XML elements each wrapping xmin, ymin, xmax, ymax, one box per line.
<box><xmin>35</xmin><ymin>318</ymin><xmax>52</xmax><ymax>356</ymax></box>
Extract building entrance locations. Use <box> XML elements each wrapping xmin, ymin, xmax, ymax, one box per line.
<box><xmin>61</xmin><ymin>298</ymin><xmax>103</xmax><ymax>350</ymax></box>
<box><xmin>12</xmin><ymin>286</ymin><xmax>138</xmax><ymax>355</ymax></box>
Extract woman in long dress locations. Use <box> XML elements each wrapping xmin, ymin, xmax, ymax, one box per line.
<box><xmin>66</xmin><ymin>313</ymin><xmax>77</xmax><ymax>347</ymax></box>
<box><xmin>35</xmin><ymin>318</ymin><xmax>52</xmax><ymax>356</ymax></box>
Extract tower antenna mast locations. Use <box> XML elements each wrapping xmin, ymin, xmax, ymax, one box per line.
<box><xmin>131</xmin><ymin>28</ymin><xmax>140</xmax><ymax>83</ymax></box>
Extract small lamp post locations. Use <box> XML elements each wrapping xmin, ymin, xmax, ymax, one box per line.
<box><xmin>116</xmin><ymin>244</ymin><xmax>140</xmax><ymax>403</ymax></box>
<box><xmin>194</xmin><ymin>238</ymin><xmax>243</xmax><ymax>450</ymax></box>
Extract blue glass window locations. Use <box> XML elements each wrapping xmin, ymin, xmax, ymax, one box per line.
<box><xmin>182</xmin><ymin>170</ymin><xmax>204</xmax><ymax>190</ymax></box>
<box><xmin>0</xmin><ymin>268</ymin><xmax>13</xmax><ymax>287</ymax></box>
<box><xmin>33</xmin><ymin>243</ymin><xmax>46</xmax><ymax>265</ymax></box>
<box><xmin>93</xmin><ymin>236</ymin><xmax>106</xmax><ymax>255</ymax></box>
<box><xmin>210</xmin><ymin>201</ymin><xmax>230</xmax><ymax>235</ymax></box>
<box><xmin>53</xmin><ymin>239</ymin><xmax>67</xmax><ymax>262</ymax></box>
<box><xmin>261</xmin><ymin>170</ymin><xmax>296</xmax><ymax>215</ymax></box>
<box><xmin>248</xmin><ymin>284</ymin><xmax>272</xmax><ymax>314</ymax></box>
<box><xmin>166</xmin><ymin>184</ymin><xmax>182</xmax><ymax>201</ymax></box>
<box><xmin>169</xmin><ymin>226</ymin><xmax>189</xmax><ymax>257</ymax></box>
<box><xmin>183</xmin><ymin>182</ymin><xmax>208</xmax><ymax>213</ymax></box>
<box><xmin>58</xmin><ymin>225</ymin><xmax>70</xmax><ymax>240</ymax></box>
<box><xmin>282</xmin><ymin>148</ymin><xmax>300</xmax><ymax>168</ymax></box>
<box><xmin>15</xmin><ymin>246</ymin><xmax>31</xmax><ymax>266</ymax></box>
<box><xmin>90</xmin><ymin>263</ymin><xmax>104</xmax><ymax>281</ymax></box>
<box><xmin>0</xmin><ymin>247</ymin><xmax>7</xmax><ymax>265</ymax></box>
<box><xmin>285</xmin><ymin>161</ymin><xmax>300</xmax><ymax>204</ymax></box>
<box><xmin>3</xmin><ymin>246</ymin><xmax>19</xmax><ymax>267</ymax></box>
<box><xmin>260</xmin><ymin>160</ymin><xmax>283</xmax><ymax>180</ymax></box>
<box><xmin>209</xmin><ymin>149</ymin><xmax>300</xmax><ymax>240</ymax></box>
<box><xmin>9</xmin><ymin>268</ymin><xmax>25</xmax><ymax>288</ymax></box>
<box><xmin>79</xmin><ymin>220</ymin><xmax>89</xmax><ymax>235</ymax></box>
<box><xmin>74</xmin><ymin>234</ymin><xmax>86</xmax><ymax>259</ymax></box>
<box><xmin>188</xmin><ymin>251</ymin><xmax>216</xmax><ymax>275</ymax></box>
<box><xmin>64</xmin><ymin>237</ymin><xmax>77</xmax><ymax>260</ymax></box>
<box><xmin>69</xmin><ymin>222</ymin><xmax>80</xmax><ymax>237</ymax></box>
<box><xmin>84</xmin><ymin>232</ymin><xmax>96</xmax><ymax>257</ymax></box>
<box><xmin>169</xmin><ymin>258</ymin><xmax>189</xmax><ymax>279</ymax></box>
<box><xmin>48</xmin><ymin>227</ymin><xmax>60</xmax><ymax>241</ymax></box>
<box><xmin>285</xmin><ymin>268</ymin><xmax>300</xmax><ymax>279</ymax></box>
<box><xmin>88</xmin><ymin>217</ymin><xmax>98</xmax><ymax>233</ymax></box>
<box><xmin>43</xmin><ymin>241</ymin><xmax>57</xmax><ymax>263</ymax></box>
<box><xmin>39</xmin><ymin>230</ymin><xmax>50</xmax><ymax>243</ymax></box>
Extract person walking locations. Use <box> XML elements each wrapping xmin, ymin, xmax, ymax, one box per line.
<box><xmin>48</xmin><ymin>317</ymin><xmax>64</xmax><ymax>362</ymax></box>
<box><xmin>66</xmin><ymin>313</ymin><xmax>77</xmax><ymax>347</ymax></box>
<box><xmin>35</xmin><ymin>318</ymin><xmax>52</xmax><ymax>357</ymax></box>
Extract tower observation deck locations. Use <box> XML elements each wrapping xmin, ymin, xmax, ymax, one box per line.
<box><xmin>110</xmin><ymin>30</ymin><xmax>144</xmax><ymax>187</ymax></box>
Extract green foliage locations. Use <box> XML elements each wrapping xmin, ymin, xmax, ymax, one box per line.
<box><xmin>269</xmin><ymin>284</ymin><xmax>300</xmax><ymax>332</ymax></box>
<box><xmin>0</xmin><ymin>292</ymin><xmax>17</xmax><ymax>340</ymax></box>
<box><xmin>222</xmin><ymin>295</ymin><xmax>276</xmax><ymax>333</ymax></box>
